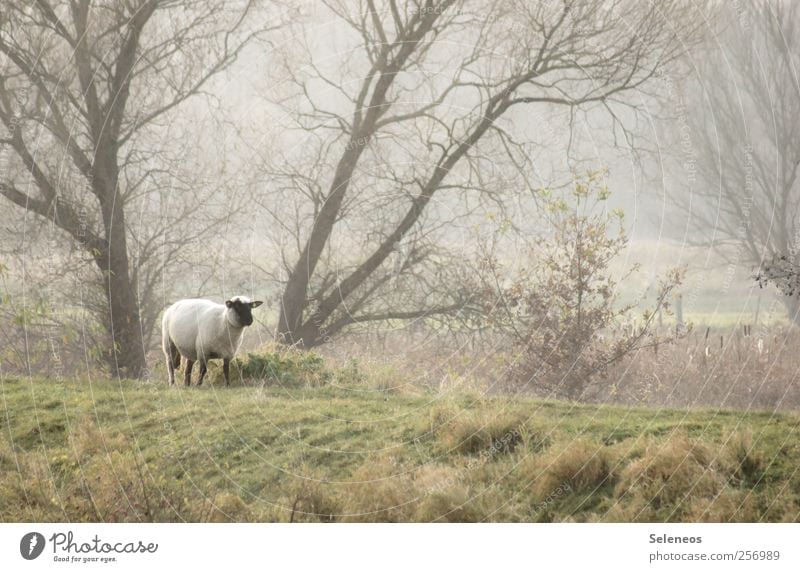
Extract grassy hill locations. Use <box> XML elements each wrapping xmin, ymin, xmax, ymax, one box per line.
<box><xmin>1</xmin><ymin>374</ymin><xmax>799</xmax><ymax>522</ymax></box>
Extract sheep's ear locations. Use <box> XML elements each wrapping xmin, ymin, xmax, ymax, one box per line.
<box><xmin>225</xmin><ymin>300</ymin><xmax>233</xmax><ymax>308</ymax></box>
<box><xmin>250</xmin><ymin>301</ymin><xmax>263</xmax><ymax>308</ymax></box>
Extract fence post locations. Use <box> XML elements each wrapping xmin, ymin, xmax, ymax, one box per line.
<box><xmin>754</xmin><ymin>294</ymin><xmax>761</xmax><ymax>326</ymax></box>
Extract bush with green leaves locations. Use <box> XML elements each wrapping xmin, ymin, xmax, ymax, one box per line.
<box><xmin>466</xmin><ymin>173</ymin><xmax>684</xmax><ymax>399</ymax></box>
<box><xmin>228</xmin><ymin>346</ymin><xmax>331</xmax><ymax>387</ymax></box>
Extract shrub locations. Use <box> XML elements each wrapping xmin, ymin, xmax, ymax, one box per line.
<box><xmin>465</xmin><ymin>174</ymin><xmax>683</xmax><ymax>399</ymax></box>
<box><xmin>228</xmin><ymin>345</ymin><xmax>331</xmax><ymax>387</ymax></box>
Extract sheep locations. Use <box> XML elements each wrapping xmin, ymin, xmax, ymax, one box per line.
<box><xmin>161</xmin><ymin>295</ymin><xmax>263</xmax><ymax>387</ymax></box>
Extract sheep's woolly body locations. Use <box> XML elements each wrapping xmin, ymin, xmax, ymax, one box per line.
<box><xmin>162</xmin><ymin>297</ymin><xmax>250</xmax><ymax>362</ymax></box>
<box><xmin>162</xmin><ymin>295</ymin><xmax>262</xmax><ymax>386</ymax></box>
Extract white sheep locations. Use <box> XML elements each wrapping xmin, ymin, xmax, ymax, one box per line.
<box><xmin>161</xmin><ymin>295</ymin><xmax>263</xmax><ymax>386</ymax></box>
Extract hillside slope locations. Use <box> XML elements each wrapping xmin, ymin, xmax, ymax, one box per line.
<box><xmin>1</xmin><ymin>376</ymin><xmax>798</xmax><ymax>522</ymax></box>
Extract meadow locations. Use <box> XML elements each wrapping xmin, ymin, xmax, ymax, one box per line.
<box><xmin>2</xmin><ymin>351</ymin><xmax>799</xmax><ymax>523</ymax></box>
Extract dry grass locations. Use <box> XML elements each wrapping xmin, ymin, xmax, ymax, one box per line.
<box><xmin>338</xmin><ymin>455</ymin><xmax>416</xmax><ymax>522</ymax></box>
<box><xmin>594</xmin><ymin>327</ymin><xmax>800</xmax><ymax>410</ymax></box>
<box><xmin>0</xmin><ymin>415</ymin><xmax>269</xmax><ymax>522</ymax></box>
<box><xmin>519</xmin><ymin>437</ymin><xmax>614</xmax><ymax>502</ymax></box>
<box><xmin>724</xmin><ymin>432</ymin><xmax>767</xmax><ymax>487</ymax></box>
<box><xmin>277</xmin><ymin>464</ymin><xmax>339</xmax><ymax>523</ymax></box>
<box><xmin>612</xmin><ymin>432</ymin><xmax>727</xmax><ymax>520</ymax></box>
<box><xmin>433</xmin><ymin>409</ymin><xmax>526</xmax><ymax>456</ymax></box>
<box><xmin>322</xmin><ymin>326</ymin><xmax>800</xmax><ymax>410</ymax></box>
<box><xmin>683</xmin><ymin>486</ymin><xmax>800</xmax><ymax>523</ymax></box>
<box><xmin>339</xmin><ymin>460</ymin><xmax>485</xmax><ymax>522</ymax></box>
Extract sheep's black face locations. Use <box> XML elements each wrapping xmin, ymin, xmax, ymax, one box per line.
<box><xmin>228</xmin><ymin>299</ymin><xmax>253</xmax><ymax>326</ymax></box>
<box><xmin>226</xmin><ymin>298</ymin><xmax>263</xmax><ymax>327</ymax></box>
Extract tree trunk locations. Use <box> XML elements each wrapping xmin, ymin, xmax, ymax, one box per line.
<box><xmin>95</xmin><ymin>178</ymin><xmax>147</xmax><ymax>378</ymax></box>
<box><xmin>277</xmin><ymin>144</ymin><xmax>366</xmax><ymax>345</ymax></box>
<box><xmin>291</xmin><ymin>321</ymin><xmax>324</xmax><ymax>349</ymax></box>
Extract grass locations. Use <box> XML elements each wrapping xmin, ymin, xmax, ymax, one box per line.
<box><xmin>1</xmin><ymin>374</ymin><xmax>799</xmax><ymax>522</ymax></box>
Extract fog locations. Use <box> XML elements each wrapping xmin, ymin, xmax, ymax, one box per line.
<box><xmin>0</xmin><ymin>0</ymin><xmax>797</xmax><ymax>407</ymax></box>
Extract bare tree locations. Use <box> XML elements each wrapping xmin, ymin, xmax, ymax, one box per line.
<box><xmin>264</xmin><ymin>0</ymin><xmax>702</xmax><ymax>347</ymax></box>
<box><xmin>0</xmin><ymin>0</ymin><xmax>281</xmax><ymax>376</ymax></box>
<box><xmin>668</xmin><ymin>1</ymin><xmax>800</xmax><ymax>322</ymax></box>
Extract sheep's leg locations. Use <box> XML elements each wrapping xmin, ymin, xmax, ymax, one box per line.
<box><xmin>197</xmin><ymin>361</ymin><xmax>208</xmax><ymax>386</ymax></box>
<box><xmin>167</xmin><ymin>355</ymin><xmax>175</xmax><ymax>385</ymax></box>
<box><xmin>167</xmin><ymin>342</ymin><xmax>180</xmax><ymax>386</ymax></box>
<box><xmin>223</xmin><ymin>358</ymin><xmax>230</xmax><ymax>386</ymax></box>
<box><xmin>184</xmin><ymin>359</ymin><xmax>194</xmax><ymax>387</ymax></box>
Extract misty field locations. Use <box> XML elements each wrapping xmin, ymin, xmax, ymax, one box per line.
<box><xmin>3</xmin><ymin>0</ymin><xmax>800</xmax><ymax>531</ymax></box>
<box><xmin>2</xmin><ymin>364</ymin><xmax>799</xmax><ymax>523</ymax></box>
